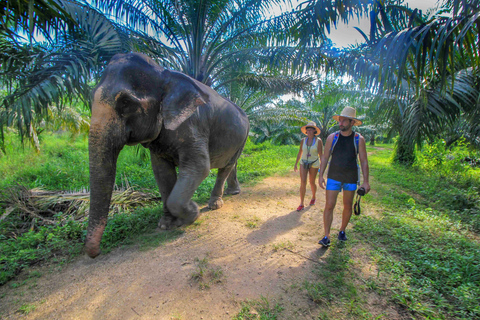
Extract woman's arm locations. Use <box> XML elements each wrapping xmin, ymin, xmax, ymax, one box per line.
<box><xmin>317</xmin><ymin>137</ymin><xmax>323</xmax><ymax>158</ymax></box>
<box><xmin>318</xmin><ymin>134</ymin><xmax>333</xmax><ymax>188</ymax></box>
<box><xmin>294</xmin><ymin>138</ymin><xmax>304</xmax><ymax>172</ymax></box>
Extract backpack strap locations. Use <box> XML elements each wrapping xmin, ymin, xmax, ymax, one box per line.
<box><xmin>354</xmin><ymin>132</ymin><xmax>360</xmax><ymax>155</ymax></box>
<box><xmin>330</xmin><ymin>131</ymin><xmax>340</xmax><ymax>154</ymax></box>
<box><xmin>330</xmin><ymin>131</ymin><xmax>359</xmax><ymax>155</ymax></box>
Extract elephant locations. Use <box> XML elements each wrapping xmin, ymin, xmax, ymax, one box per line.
<box><xmin>85</xmin><ymin>52</ymin><xmax>249</xmax><ymax>258</ymax></box>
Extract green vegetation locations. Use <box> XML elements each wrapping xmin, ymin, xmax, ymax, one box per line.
<box><xmin>304</xmin><ymin>242</ymin><xmax>373</xmax><ymax>318</ymax></box>
<box><xmin>2</xmin><ymin>1</ymin><xmax>479</xmax><ymax>318</ymax></box>
<box><xmin>271</xmin><ymin>241</ymin><xmax>294</xmax><ymax>252</ymax></box>
<box><xmin>190</xmin><ymin>256</ymin><xmax>224</xmax><ymax>290</ymax></box>
<box><xmin>232</xmin><ymin>296</ymin><xmax>284</xmax><ymax>320</ymax></box>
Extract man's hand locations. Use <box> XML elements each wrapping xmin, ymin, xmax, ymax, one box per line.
<box><xmin>294</xmin><ymin>164</ymin><xmax>298</xmax><ymax>172</ymax></box>
<box><xmin>318</xmin><ymin>176</ymin><xmax>326</xmax><ymax>189</ymax></box>
<box><xmin>360</xmin><ymin>182</ymin><xmax>370</xmax><ymax>194</ymax></box>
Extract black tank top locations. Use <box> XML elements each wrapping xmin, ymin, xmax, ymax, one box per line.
<box><xmin>328</xmin><ymin>132</ymin><xmax>358</xmax><ymax>183</ymax></box>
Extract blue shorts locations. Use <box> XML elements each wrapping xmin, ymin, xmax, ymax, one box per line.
<box><xmin>326</xmin><ymin>178</ymin><xmax>357</xmax><ymax>191</ymax></box>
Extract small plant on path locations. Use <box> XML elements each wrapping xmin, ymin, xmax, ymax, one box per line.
<box><xmin>190</xmin><ymin>256</ymin><xmax>224</xmax><ymax>290</ymax></box>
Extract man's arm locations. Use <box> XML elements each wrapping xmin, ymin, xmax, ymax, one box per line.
<box><xmin>318</xmin><ymin>134</ymin><xmax>333</xmax><ymax>189</ymax></box>
<box><xmin>358</xmin><ymin>135</ymin><xmax>370</xmax><ymax>193</ymax></box>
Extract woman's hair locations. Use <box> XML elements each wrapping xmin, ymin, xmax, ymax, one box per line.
<box><xmin>306</xmin><ymin>127</ymin><xmax>318</xmax><ymax>134</ymax></box>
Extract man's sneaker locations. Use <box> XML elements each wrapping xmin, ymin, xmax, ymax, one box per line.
<box><xmin>318</xmin><ymin>236</ymin><xmax>331</xmax><ymax>247</ymax></box>
<box><xmin>338</xmin><ymin>231</ymin><xmax>347</xmax><ymax>241</ymax></box>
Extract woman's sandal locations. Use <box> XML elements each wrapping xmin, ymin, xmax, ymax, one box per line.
<box><xmin>296</xmin><ymin>205</ymin><xmax>305</xmax><ymax>211</ymax></box>
<box><xmin>309</xmin><ymin>199</ymin><xmax>316</xmax><ymax>205</ymax></box>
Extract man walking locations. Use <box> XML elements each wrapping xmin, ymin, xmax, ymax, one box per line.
<box><xmin>317</xmin><ymin>107</ymin><xmax>370</xmax><ymax>247</ymax></box>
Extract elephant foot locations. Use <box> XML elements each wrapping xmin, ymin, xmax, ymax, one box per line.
<box><xmin>225</xmin><ymin>187</ymin><xmax>241</xmax><ymax>195</ymax></box>
<box><xmin>208</xmin><ymin>197</ymin><xmax>224</xmax><ymax>210</ymax></box>
<box><xmin>158</xmin><ymin>203</ymin><xmax>201</xmax><ymax>229</ymax></box>
<box><xmin>85</xmin><ymin>225</ymin><xmax>106</xmax><ymax>258</ymax></box>
<box><xmin>84</xmin><ymin>243</ymin><xmax>101</xmax><ymax>258</ymax></box>
<box><xmin>158</xmin><ymin>214</ymin><xmax>174</xmax><ymax>230</ymax></box>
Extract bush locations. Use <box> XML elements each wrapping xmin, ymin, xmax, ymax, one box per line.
<box><xmin>415</xmin><ymin>138</ymin><xmax>479</xmax><ymax>177</ymax></box>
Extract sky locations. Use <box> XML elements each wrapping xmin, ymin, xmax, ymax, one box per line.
<box><xmin>327</xmin><ymin>0</ymin><xmax>441</xmax><ymax>47</ymax></box>
<box><xmin>276</xmin><ymin>0</ymin><xmax>441</xmax><ymax>101</ymax></box>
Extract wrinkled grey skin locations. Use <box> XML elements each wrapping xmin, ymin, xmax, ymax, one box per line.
<box><xmin>85</xmin><ymin>52</ymin><xmax>249</xmax><ymax>258</ymax></box>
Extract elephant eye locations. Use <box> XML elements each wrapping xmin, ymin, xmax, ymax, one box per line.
<box><xmin>116</xmin><ymin>94</ymin><xmax>139</xmax><ymax>116</ymax></box>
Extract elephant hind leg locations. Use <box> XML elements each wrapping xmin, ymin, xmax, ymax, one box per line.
<box><xmin>208</xmin><ymin>162</ymin><xmax>238</xmax><ymax>210</ymax></box>
<box><xmin>225</xmin><ymin>162</ymin><xmax>241</xmax><ymax>195</ymax></box>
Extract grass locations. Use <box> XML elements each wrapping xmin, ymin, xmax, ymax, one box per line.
<box><xmin>303</xmin><ymin>240</ymin><xmax>374</xmax><ymax>319</ymax></box>
<box><xmin>245</xmin><ymin>216</ymin><xmax>261</xmax><ymax>228</ymax></box>
<box><xmin>232</xmin><ymin>296</ymin><xmax>284</xmax><ymax>320</ymax></box>
<box><xmin>271</xmin><ymin>241</ymin><xmax>294</xmax><ymax>252</ymax></box>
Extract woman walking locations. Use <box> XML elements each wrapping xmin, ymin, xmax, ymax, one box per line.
<box><xmin>294</xmin><ymin>121</ymin><xmax>323</xmax><ymax>211</ymax></box>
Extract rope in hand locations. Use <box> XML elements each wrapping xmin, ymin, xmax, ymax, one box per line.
<box><xmin>354</xmin><ymin>187</ymin><xmax>365</xmax><ymax>216</ymax></box>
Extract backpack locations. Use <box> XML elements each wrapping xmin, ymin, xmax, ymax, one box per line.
<box><xmin>329</xmin><ymin>131</ymin><xmax>361</xmax><ymax>185</ymax></box>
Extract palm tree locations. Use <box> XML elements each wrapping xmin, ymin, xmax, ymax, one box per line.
<box><xmin>89</xmin><ymin>0</ymin><xmax>315</xmax><ymax>93</ymax></box>
<box><xmin>300</xmin><ymin>79</ymin><xmax>374</xmax><ymax>141</ymax></box>
<box><xmin>361</xmin><ymin>0</ymin><xmax>480</xmax><ymax>164</ymax></box>
<box><xmin>0</xmin><ymin>0</ymin><xmax>145</xmax><ymax>149</ymax></box>
<box><xmin>0</xmin><ymin>0</ymin><xmax>72</xmax><ymax>44</ymax></box>
<box><xmin>2</xmin><ymin>0</ymin><xmax>320</xmax><ymax>149</ymax></box>
<box><xmin>293</xmin><ymin>0</ymin><xmax>480</xmax><ymax>164</ymax></box>
<box><xmin>233</xmin><ymin>87</ymin><xmax>311</xmax><ymax>144</ymax></box>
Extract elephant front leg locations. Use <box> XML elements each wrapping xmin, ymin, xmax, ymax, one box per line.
<box><xmin>166</xmin><ymin>160</ymin><xmax>210</xmax><ymax>227</ymax></box>
<box><xmin>150</xmin><ymin>153</ymin><xmax>177</xmax><ymax>230</ymax></box>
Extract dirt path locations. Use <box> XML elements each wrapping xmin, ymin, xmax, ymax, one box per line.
<box><xmin>1</xmin><ymin>172</ymin><xmax>401</xmax><ymax>319</ymax></box>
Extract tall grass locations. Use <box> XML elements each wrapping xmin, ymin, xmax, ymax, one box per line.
<box><xmin>0</xmin><ymin>132</ymin><xmax>298</xmax><ymax>285</ymax></box>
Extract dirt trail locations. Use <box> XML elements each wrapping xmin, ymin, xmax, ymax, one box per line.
<box><xmin>0</xmin><ymin>172</ymin><xmax>401</xmax><ymax>319</ymax></box>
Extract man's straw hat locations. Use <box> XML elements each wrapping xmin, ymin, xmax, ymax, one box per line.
<box><xmin>332</xmin><ymin>106</ymin><xmax>362</xmax><ymax>126</ymax></box>
<box><xmin>301</xmin><ymin>121</ymin><xmax>321</xmax><ymax>136</ymax></box>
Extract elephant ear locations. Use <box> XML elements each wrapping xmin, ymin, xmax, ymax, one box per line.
<box><xmin>162</xmin><ymin>70</ymin><xmax>210</xmax><ymax>131</ymax></box>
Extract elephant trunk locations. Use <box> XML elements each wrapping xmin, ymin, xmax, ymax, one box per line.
<box><xmin>85</xmin><ymin>127</ymin><xmax>123</xmax><ymax>258</ymax></box>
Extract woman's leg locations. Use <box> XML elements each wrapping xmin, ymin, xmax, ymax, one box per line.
<box><xmin>299</xmin><ymin>165</ymin><xmax>308</xmax><ymax>206</ymax></box>
<box><xmin>308</xmin><ymin>166</ymin><xmax>318</xmax><ymax>202</ymax></box>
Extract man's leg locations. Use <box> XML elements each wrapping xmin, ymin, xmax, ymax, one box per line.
<box><xmin>323</xmin><ymin>189</ymin><xmax>339</xmax><ymax>238</ymax></box>
<box><xmin>340</xmin><ymin>189</ymin><xmax>355</xmax><ymax>232</ymax></box>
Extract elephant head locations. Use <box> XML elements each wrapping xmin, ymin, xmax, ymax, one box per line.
<box><xmin>85</xmin><ymin>52</ymin><xmax>209</xmax><ymax>258</ymax></box>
